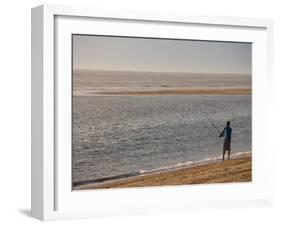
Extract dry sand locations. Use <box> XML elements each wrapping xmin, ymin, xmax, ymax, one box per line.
<box><xmin>92</xmin><ymin>87</ymin><xmax>251</xmax><ymax>96</ymax></box>
<box><xmin>75</xmin><ymin>154</ymin><xmax>252</xmax><ymax>190</ymax></box>
<box><xmin>74</xmin><ymin>87</ymin><xmax>251</xmax><ymax>96</ymax></box>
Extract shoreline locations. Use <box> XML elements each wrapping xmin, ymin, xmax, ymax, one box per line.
<box><xmin>74</xmin><ymin>153</ymin><xmax>252</xmax><ymax>190</ymax></box>
<box><xmin>74</xmin><ymin>87</ymin><xmax>251</xmax><ymax>96</ymax></box>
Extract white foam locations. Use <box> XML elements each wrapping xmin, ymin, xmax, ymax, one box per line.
<box><xmin>139</xmin><ymin>151</ymin><xmax>251</xmax><ymax>175</ymax></box>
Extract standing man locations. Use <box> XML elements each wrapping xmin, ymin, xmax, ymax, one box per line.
<box><xmin>219</xmin><ymin>121</ymin><xmax>232</xmax><ymax>161</ymax></box>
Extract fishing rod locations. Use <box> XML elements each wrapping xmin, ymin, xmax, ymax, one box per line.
<box><xmin>201</xmin><ymin>112</ymin><xmax>221</xmax><ymax>135</ymax></box>
<box><xmin>200</xmin><ymin>112</ymin><xmax>225</xmax><ymax>158</ymax></box>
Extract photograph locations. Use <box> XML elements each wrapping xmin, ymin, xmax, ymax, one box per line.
<box><xmin>72</xmin><ymin>35</ymin><xmax>252</xmax><ymax>190</ymax></box>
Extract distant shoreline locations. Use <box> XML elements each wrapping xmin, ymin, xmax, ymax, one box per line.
<box><xmin>74</xmin><ymin>153</ymin><xmax>251</xmax><ymax>190</ymax></box>
<box><xmin>74</xmin><ymin>87</ymin><xmax>251</xmax><ymax>96</ymax></box>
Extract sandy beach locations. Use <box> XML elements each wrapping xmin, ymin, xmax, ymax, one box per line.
<box><xmin>74</xmin><ymin>87</ymin><xmax>251</xmax><ymax>96</ymax></box>
<box><xmin>75</xmin><ymin>153</ymin><xmax>251</xmax><ymax>190</ymax></box>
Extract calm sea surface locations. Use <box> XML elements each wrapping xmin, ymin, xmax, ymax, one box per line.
<box><xmin>72</xmin><ymin>94</ymin><xmax>251</xmax><ymax>185</ymax></box>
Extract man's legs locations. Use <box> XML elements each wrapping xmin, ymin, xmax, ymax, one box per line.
<box><xmin>227</xmin><ymin>150</ymin><xmax>230</xmax><ymax>160</ymax></box>
<box><xmin>222</xmin><ymin>150</ymin><xmax>225</xmax><ymax>161</ymax></box>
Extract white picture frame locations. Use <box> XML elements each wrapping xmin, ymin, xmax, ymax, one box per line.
<box><xmin>31</xmin><ymin>4</ymin><xmax>274</xmax><ymax>221</ymax></box>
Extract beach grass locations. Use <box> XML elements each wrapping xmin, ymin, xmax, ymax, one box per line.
<box><xmin>75</xmin><ymin>153</ymin><xmax>251</xmax><ymax>190</ymax></box>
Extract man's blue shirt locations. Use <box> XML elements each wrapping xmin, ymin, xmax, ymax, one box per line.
<box><xmin>223</xmin><ymin>126</ymin><xmax>232</xmax><ymax>141</ymax></box>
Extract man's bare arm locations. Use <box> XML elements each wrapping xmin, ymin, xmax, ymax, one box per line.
<box><xmin>219</xmin><ymin>130</ymin><xmax>224</xmax><ymax>137</ymax></box>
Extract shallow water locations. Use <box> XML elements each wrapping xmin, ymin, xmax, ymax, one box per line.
<box><xmin>72</xmin><ymin>94</ymin><xmax>251</xmax><ymax>185</ymax></box>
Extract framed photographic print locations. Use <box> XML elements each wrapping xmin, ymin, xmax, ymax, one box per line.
<box><xmin>31</xmin><ymin>4</ymin><xmax>274</xmax><ymax>221</ymax></box>
<box><xmin>71</xmin><ymin>35</ymin><xmax>253</xmax><ymax>190</ymax></box>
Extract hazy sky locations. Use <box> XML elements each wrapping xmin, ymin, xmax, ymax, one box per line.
<box><xmin>73</xmin><ymin>35</ymin><xmax>251</xmax><ymax>74</ymax></box>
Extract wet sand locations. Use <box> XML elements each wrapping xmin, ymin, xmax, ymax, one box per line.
<box><xmin>75</xmin><ymin>153</ymin><xmax>251</xmax><ymax>190</ymax></box>
<box><xmin>93</xmin><ymin>88</ymin><xmax>251</xmax><ymax>96</ymax></box>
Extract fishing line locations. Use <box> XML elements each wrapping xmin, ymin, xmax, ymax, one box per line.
<box><xmin>199</xmin><ymin>99</ymin><xmax>225</xmax><ymax>158</ymax></box>
<box><xmin>198</xmin><ymin>111</ymin><xmax>222</xmax><ymax>159</ymax></box>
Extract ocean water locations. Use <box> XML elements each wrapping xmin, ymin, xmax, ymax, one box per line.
<box><xmin>72</xmin><ymin>94</ymin><xmax>251</xmax><ymax>186</ymax></box>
